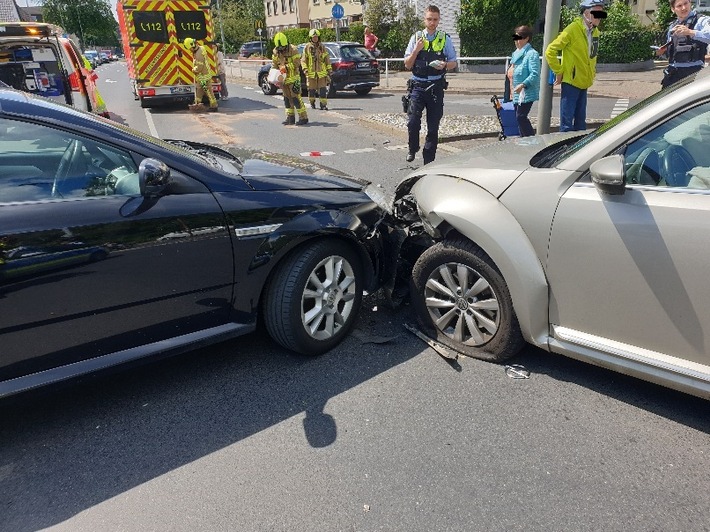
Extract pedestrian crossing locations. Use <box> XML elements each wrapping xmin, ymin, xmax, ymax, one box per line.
<box><xmin>610</xmin><ymin>98</ymin><xmax>630</xmax><ymax>118</ymax></box>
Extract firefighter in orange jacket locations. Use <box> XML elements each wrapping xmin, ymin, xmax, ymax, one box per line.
<box><xmin>184</xmin><ymin>37</ymin><xmax>218</xmax><ymax>111</ymax></box>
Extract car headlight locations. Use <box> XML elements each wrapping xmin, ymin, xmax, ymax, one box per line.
<box><xmin>365</xmin><ymin>183</ymin><xmax>390</xmax><ymax>213</ymax></box>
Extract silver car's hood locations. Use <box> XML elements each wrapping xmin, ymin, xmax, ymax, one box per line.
<box><xmin>402</xmin><ymin>133</ymin><xmax>576</xmax><ymax>198</ymax></box>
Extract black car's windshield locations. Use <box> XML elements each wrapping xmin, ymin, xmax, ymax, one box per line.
<box><xmin>530</xmin><ymin>73</ymin><xmax>697</xmax><ymax>168</ymax></box>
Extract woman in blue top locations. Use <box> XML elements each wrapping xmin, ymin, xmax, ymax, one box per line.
<box><xmin>509</xmin><ymin>25</ymin><xmax>540</xmax><ymax>137</ymax></box>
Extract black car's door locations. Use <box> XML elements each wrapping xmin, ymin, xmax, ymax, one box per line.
<box><xmin>0</xmin><ymin>118</ymin><xmax>234</xmax><ymax>382</ymax></box>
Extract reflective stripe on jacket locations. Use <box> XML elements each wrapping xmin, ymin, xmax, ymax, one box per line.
<box><xmin>303</xmin><ymin>42</ymin><xmax>331</xmax><ymax>79</ymax></box>
<box><xmin>272</xmin><ymin>45</ymin><xmax>301</xmax><ymax>84</ymax></box>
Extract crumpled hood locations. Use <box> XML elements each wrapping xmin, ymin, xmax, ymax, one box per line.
<box><xmin>401</xmin><ymin>133</ymin><xmax>572</xmax><ymax>198</ymax></box>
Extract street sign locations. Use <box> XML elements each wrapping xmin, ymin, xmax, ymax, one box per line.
<box><xmin>255</xmin><ymin>20</ymin><xmax>264</xmax><ymax>30</ymax></box>
<box><xmin>332</xmin><ymin>3</ymin><xmax>344</xmax><ymax>19</ymax></box>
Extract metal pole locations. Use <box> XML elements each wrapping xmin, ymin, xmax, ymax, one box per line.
<box><xmin>536</xmin><ymin>0</ymin><xmax>562</xmax><ymax>135</ymax></box>
<box><xmin>216</xmin><ymin>0</ymin><xmax>226</xmax><ymax>50</ymax></box>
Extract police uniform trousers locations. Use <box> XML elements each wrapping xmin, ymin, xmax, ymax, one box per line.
<box><xmin>407</xmin><ymin>80</ymin><xmax>445</xmax><ymax>165</ymax></box>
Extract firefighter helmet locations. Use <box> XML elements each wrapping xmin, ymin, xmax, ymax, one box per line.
<box><xmin>274</xmin><ymin>32</ymin><xmax>288</xmax><ymax>49</ymax></box>
<box><xmin>184</xmin><ymin>37</ymin><xmax>196</xmax><ymax>49</ymax></box>
<box><xmin>309</xmin><ymin>29</ymin><xmax>320</xmax><ymax>39</ymax></box>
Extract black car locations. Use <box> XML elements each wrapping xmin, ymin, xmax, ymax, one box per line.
<box><xmin>258</xmin><ymin>42</ymin><xmax>380</xmax><ymax>97</ymax></box>
<box><xmin>0</xmin><ymin>88</ymin><xmax>392</xmax><ymax>398</ymax></box>
<box><xmin>239</xmin><ymin>40</ymin><xmax>267</xmax><ymax>58</ymax></box>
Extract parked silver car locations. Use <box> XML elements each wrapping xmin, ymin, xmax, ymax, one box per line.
<box><xmin>393</xmin><ymin>67</ymin><xmax>710</xmax><ymax>400</ymax></box>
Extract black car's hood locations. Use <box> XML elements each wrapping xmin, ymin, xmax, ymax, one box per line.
<box><xmin>235</xmin><ymin>149</ymin><xmax>369</xmax><ymax>191</ymax></box>
<box><xmin>167</xmin><ymin>142</ymin><xmax>369</xmax><ymax>192</ymax></box>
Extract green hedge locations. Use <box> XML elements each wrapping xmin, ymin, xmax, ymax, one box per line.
<box><xmin>598</xmin><ymin>30</ymin><xmax>655</xmax><ymax>63</ymax></box>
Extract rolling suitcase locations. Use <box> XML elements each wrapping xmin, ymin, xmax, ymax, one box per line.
<box><xmin>491</xmin><ymin>95</ymin><xmax>519</xmax><ymax>140</ymax></box>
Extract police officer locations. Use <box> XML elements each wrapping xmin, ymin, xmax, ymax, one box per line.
<box><xmin>184</xmin><ymin>37</ymin><xmax>218</xmax><ymax>111</ymax></box>
<box><xmin>272</xmin><ymin>32</ymin><xmax>308</xmax><ymax>125</ymax></box>
<box><xmin>659</xmin><ymin>0</ymin><xmax>710</xmax><ymax>88</ymax></box>
<box><xmin>403</xmin><ymin>4</ymin><xmax>457</xmax><ymax>164</ymax></box>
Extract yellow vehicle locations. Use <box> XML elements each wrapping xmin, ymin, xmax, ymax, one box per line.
<box><xmin>117</xmin><ymin>0</ymin><xmax>220</xmax><ymax>108</ymax></box>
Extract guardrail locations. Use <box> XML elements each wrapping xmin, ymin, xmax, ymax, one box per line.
<box><xmin>224</xmin><ymin>56</ymin><xmax>512</xmax><ymax>88</ymax></box>
<box><xmin>377</xmin><ymin>56</ymin><xmax>510</xmax><ymax>87</ymax></box>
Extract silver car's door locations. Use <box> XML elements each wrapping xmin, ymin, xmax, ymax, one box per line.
<box><xmin>547</xmin><ymin>102</ymin><xmax>710</xmax><ymax>370</ymax></box>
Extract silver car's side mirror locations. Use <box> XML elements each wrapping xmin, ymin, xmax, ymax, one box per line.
<box><xmin>139</xmin><ymin>158</ymin><xmax>171</xmax><ymax>197</ymax></box>
<box><xmin>590</xmin><ymin>154</ymin><xmax>626</xmax><ymax>195</ymax></box>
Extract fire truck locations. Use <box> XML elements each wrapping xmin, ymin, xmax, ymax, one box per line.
<box><xmin>117</xmin><ymin>0</ymin><xmax>220</xmax><ymax>108</ymax></box>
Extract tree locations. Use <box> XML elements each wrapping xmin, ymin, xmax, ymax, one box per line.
<box><xmin>213</xmin><ymin>0</ymin><xmax>266</xmax><ymax>54</ymax></box>
<box><xmin>42</xmin><ymin>0</ymin><xmax>118</xmax><ymax>48</ymax></box>
<box><xmin>362</xmin><ymin>0</ymin><xmax>398</xmax><ymax>38</ymax></box>
<box><xmin>362</xmin><ymin>0</ymin><xmax>419</xmax><ymax>57</ymax></box>
<box><xmin>458</xmin><ymin>0</ymin><xmax>540</xmax><ymax>56</ymax></box>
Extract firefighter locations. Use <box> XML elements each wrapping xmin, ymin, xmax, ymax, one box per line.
<box><xmin>184</xmin><ymin>37</ymin><xmax>218</xmax><ymax>111</ymax></box>
<box><xmin>302</xmin><ymin>29</ymin><xmax>331</xmax><ymax>110</ymax></box>
<box><xmin>272</xmin><ymin>32</ymin><xmax>308</xmax><ymax>125</ymax></box>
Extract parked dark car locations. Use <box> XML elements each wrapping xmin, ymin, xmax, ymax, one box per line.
<box><xmin>258</xmin><ymin>42</ymin><xmax>379</xmax><ymax>97</ymax></box>
<box><xmin>239</xmin><ymin>40</ymin><xmax>267</xmax><ymax>58</ymax></box>
<box><xmin>0</xmin><ymin>88</ymin><xmax>392</xmax><ymax>398</ymax></box>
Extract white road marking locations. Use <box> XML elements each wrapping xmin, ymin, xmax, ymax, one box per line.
<box><xmin>384</xmin><ymin>145</ymin><xmax>408</xmax><ymax>151</ymax></box>
<box><xmin>300</xmin><ymin>151</ymin><xmax>336</xmax><ymax>157</ymax></box>
<box><xmin>610</xmin><ymin>98</ymin><xmax>630</xmax><ymax>118</ymax></box>
<box><xmin>343</xmin><ymin>148</ymin><xmax>377</xmax><ymax>154</ymax></box>
<box><xmin>144</xmin><ymin>108</ymin><xmax>159</xmax><ymax>138</ymax></box>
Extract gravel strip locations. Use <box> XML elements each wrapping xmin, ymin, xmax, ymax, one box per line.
<box><xmin>362</xmin><ymin>112</ymin><xmax>571</xmax><ymax>140</ymax></box>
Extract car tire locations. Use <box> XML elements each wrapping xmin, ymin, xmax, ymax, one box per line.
<box><xmin>354</xmin><ymin>88</ymin><xmax>372</xmax><ymax>96</ymax></box>
<box><xmin>260</xmin><ymin>74</ymin><xmax>277</xmax><ymax>95</ymax></box>
<box><xmin>410</xmin><ymin>239</ymin><xmax>524</xmax><ymax>362</ymax></box>
<box><xmin>264</xmin><ymin>240</ymin><xmax>363</xmax><ymax>355</ymax></box>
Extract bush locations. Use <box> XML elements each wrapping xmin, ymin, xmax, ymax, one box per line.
<box><xmin>458</xmin><ymin>0</ymin><xmax>540</xmax><ymax>57</ymax></box>
<box><xmin>599</xmin><ymin>30</ymin><xmax>655</xmax><ymax>62</ymax></box>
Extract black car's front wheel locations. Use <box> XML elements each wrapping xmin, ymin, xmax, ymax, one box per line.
<box><xmin>354</xmin><ymin>88</ymin><xmax>372</xmax><ymax>96</ymax></box>
<box><xmin>264</xmin><ymin>240</ymin><xmax>363</xmax><ymax>355</ymax></box>
<box><xmin>411</xmin><ymin>239</ymin><xmax>524</xmax><ymax>362</ymax></box>
<box><xmin>260</xmin><ymin>74</ymin><xmax>277</xmax><ymax>95</ymax></box>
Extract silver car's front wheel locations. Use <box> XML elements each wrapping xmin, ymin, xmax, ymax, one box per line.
<box><xmin>264</xmin><ymin>240</ymin><xmax>363</xmax><ymax>355</ymax></box>
<box><xmin>411</xmin><ymin>239</ymin><xmax>524</xmax><ymax>361</ymax></box>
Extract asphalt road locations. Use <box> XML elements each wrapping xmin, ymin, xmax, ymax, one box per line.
<box><xmin>1</xmin><ymin>62</ymin><xmax>708</xmax><ymax>532</ymax></box>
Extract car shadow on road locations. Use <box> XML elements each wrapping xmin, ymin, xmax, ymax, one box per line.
<box><xmin>0</xmin><ymin>296</ymin><xmax>421</xmax><ymax>531</ymax></box>
<box><xmin>510</xmin><ymin>346</ymin><xmax>710</xmax><ymax>433</ymax></box>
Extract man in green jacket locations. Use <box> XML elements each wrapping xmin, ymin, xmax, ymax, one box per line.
<box><xmin>545</xmin><ymin>0</ymin><xmax>606</xmax><ymax>131</ymax></box>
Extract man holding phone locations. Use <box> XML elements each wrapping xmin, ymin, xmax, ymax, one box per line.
<box><xmin>403</xmin><ymin>4</ymin><xmax>458</xmax><ymax>165</ymax></box>
<box><xmin>545</xmin><ymin>0</ymin><xmax>606</xmax><ymax>132</ymax></box>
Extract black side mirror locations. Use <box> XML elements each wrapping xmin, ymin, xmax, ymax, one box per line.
<box><xmin>139</xmin><ymin>158</ymin><xmax>171</xmax><ymax>197</ymax></box>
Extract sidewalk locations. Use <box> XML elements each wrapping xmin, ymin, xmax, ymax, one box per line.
<box><xmin>376</xmin><ymin>63</ymin><xmax>665</xmax><ymax>100</ymax></box>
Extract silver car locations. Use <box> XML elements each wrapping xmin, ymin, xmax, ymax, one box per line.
<box><xmin>393</xmin><ymin>68</ymin><xmax>710</xmax><ymax>400</ymax></box>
